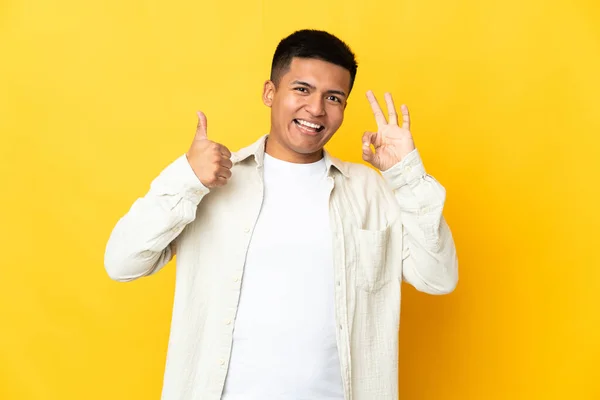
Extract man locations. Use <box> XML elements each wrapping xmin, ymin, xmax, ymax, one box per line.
<box><xmin>104</xmin><ymin>29</ymin><xmax>458</xmax><ymax>400</ymax></box>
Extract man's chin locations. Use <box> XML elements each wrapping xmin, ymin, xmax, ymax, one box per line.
<box><xmin>289</xmin><ymin>140</ymin><xmax>328</xmax><ymax>157</ymax></box>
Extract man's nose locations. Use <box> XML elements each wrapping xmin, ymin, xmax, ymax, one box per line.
<box><xmin>305</xmin><ymin>95</ymin><xmax>326</xmax><ymax>117</ymax></box>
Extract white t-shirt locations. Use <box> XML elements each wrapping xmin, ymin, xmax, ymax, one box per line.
<box><xmin>220</xmin><ymin>153</ymin><xmax>344</xmax><ymax>400</ymax></box>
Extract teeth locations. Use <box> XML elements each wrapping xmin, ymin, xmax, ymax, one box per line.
<box><xmin>296</xmin><ymin>119</ymin><xmax>322</xmax><ymax>129</ymax></box>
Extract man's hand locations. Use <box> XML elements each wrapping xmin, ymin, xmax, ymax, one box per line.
<box><xmin>362</xmin><ymin>91</ymin><xmax>416</xmax><ymax>171</ymax></box>
<box><xmin>186</xmin><ymin>111</ymin><xmax>233</xmax><ymax>188</ymax></box>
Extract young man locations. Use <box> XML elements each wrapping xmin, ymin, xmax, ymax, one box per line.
<box><xmin>104</xmin><ymin>29</ymin><xmax>458</xmax><ymax>400</ymax></box>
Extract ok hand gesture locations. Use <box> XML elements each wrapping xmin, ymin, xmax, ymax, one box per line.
<box><xmin>186</xmin><ymin>111</ymin><xmax>233</xmax><ymax>188</ymax></box>
<box><xmin>362</xmin><ymin>91</ymin><xmax>416</xmax><ymax>171</ymax></box>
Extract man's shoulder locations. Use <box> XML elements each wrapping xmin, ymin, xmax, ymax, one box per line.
<box><xmin>328</xmin><ymin>157</ymin><xmax>393</xmax><ymax>198</ymax></box>
<box><xmin>331</xmin><ymin>156</ymin><xmax>382</xmax><ymax>181</ymax></box>
<box><xmin>230</xmin><ymin>135</ymin><xmax>267</xmax><ymax>164</ymax></box>
<box><xmin>345</xmin><ymin>160</ymin><xmax>380</xmax><ymax>176</ymax></box>
<box><xmin>331</xmin><ymin>157</ymin><xmax>398</xmax><ymax>213</ymax></box>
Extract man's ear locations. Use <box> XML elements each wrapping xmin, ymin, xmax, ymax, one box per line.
<box><xmin>262</xmin><ymin>80</ymin><xmax>275</xmax><ymax>107</ymax></box>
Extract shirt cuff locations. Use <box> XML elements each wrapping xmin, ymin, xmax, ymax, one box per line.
<box><xmin>149</xmin><ymin>154</ymin><xmax>210</xmax><ymax>204</ymax></box>
<box><xmin>381</xmin><ymin>149</ymin><xmax>426</xmax><ymax>190</ymax></box>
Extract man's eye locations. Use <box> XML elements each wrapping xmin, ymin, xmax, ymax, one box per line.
<box><xmin>327</xmin><ymin>96</ymin><xmax>341</xmax><ymax>103</ymax></box>
<box><xmin>295</xmin><ymin>87</ymin><xmax>308</xmax><ymax>93</ymax></box>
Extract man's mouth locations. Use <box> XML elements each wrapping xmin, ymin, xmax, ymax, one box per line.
<box><xmin>293</xmin><ymin>119</ymin><xmax>325</xmax><ymax>133</ymax></box>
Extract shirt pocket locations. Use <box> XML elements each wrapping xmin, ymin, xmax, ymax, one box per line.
<box><xmin>355</xmin><ymin>226</ymin><xmax>391</xmax><ymax>292</ymax></box>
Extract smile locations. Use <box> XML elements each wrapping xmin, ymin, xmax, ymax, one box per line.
<box><xmin>293</xmin><ymin>119</ymin><xmax>325</xmax><ymax>133</ymax></box>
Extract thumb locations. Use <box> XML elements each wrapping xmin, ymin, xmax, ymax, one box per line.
<box><xmin>194</xmin><ymin>111</ymin><xmax>208</xmax><ymax>140</ymax></box>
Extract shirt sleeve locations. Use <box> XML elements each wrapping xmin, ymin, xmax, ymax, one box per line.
<box><xmin>382</xmin><ymin>149</ymin><xmax>459</xmax><ymax>294</ymax></box>
<box><xmin>104</xmin><ymin>154</ymin><xmax>210</xmax><ymax>282</ymax></box>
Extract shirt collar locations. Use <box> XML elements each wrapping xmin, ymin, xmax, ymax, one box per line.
<box><xmin>232</xmin><ymin>134</ymin><xmax>349</xmax><ymax>178</ymax></box>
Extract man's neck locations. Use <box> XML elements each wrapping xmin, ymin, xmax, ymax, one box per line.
<box><xmin>264</xmin><ymin>135</ymin><xmax>324</xmax><ymax>164</ymax></box>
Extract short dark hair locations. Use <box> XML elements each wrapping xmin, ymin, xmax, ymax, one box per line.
<box><xmin>270</xmin><ymin>29</ymin><xmax>358</xmax><ymax>93</ymax></box>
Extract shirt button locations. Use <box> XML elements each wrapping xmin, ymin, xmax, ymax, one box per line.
<box><xmin>244</xmin><ymin>227</ymin><xmax>250</xmax><ymax>233</ymax></box>
<box><xmin>219</xmin><ymin>359</ymin><xmax>225</xmax><ymax>365</ymax></box>
<box><xmin>339</xmin><ymin>325</ymin><xmax>343</xmax><ymax>330</ymax></box>
<box><xmin>337</xmin><ymin>281</ymin><xmax>341</xmax><ymax>287</ymax></box>
<box><xmin>233</xmin><ymin>277</ymin><xmax>239</xmax><ymax>282</ymax></box>
<box><xmin>225</xmin><ymin>320</ymin><xmax>231</xmax><ymax>325</ymax></box>
<box><xmin>405</xmin><ymin>165</ymin><xmax>412</xmax><ymax>172</ymax></box>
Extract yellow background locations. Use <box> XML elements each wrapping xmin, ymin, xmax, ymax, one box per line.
<box><xmin>1</xmin><ymin>0</ymin><xmax>599</xmax><ymax>398</ymax></box>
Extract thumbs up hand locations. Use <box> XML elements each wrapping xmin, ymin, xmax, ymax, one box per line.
<box><xmin>186</xmin><ymin>111</ymin><xmax>233</xmax><ymax>188</ymax></box>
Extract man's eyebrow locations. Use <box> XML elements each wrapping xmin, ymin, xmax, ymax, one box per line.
<box><xmin>290</xmin><ymin>80</ymin><xmax>347</xmax><ymax>98</ymax></box>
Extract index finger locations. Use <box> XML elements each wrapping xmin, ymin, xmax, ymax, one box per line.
<box><xmin>366</xmin><ymin>90</ymin><xmax>387</xmax><ymax>129</ymax></box>
<box><xmin>219</xmin><ymin>144</ymin><xmax>232</xmax><ymax>158</ymax></box>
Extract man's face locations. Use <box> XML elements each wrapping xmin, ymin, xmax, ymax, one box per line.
<box><xmin>262</xmin><ymin>57</ymin><xmax>351</xmax><ymax>163</ymax></box>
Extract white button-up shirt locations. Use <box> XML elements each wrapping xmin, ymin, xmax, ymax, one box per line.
<box><xmin>104</xmin><ymin>134</ymin><xmax>458</xmax><ymax>400</ymax></box>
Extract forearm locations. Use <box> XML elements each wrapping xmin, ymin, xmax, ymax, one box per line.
<box><xmin>399</xmin><ymin>217</ymin><xmax>458</xmax><ymax>294</ymax></box>
<box><xmin>104</xmin><ymin>154</ymin><xmax>209</xmax><ymax>282</ymax></box>
<box><xmin>382</xmin><ymin>149</ymin><xmax>459</xmax><ymax>294</ymax></box>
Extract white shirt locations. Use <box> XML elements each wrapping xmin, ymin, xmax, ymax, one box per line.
<box><xmin>221</xmin><ymin>153</ymin><xmax>344</xmax><ymax>399</ymax></box>
<box><xmin>104</xmin><ymin>134</ymin><xmax>458</xmax><ymax>400</ymax></box>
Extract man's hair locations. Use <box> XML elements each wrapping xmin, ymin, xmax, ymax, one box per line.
<box><xmin>270</xmin><ymin>29</ymin><xmax>358</xmax><ymax>93</ymax></box>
